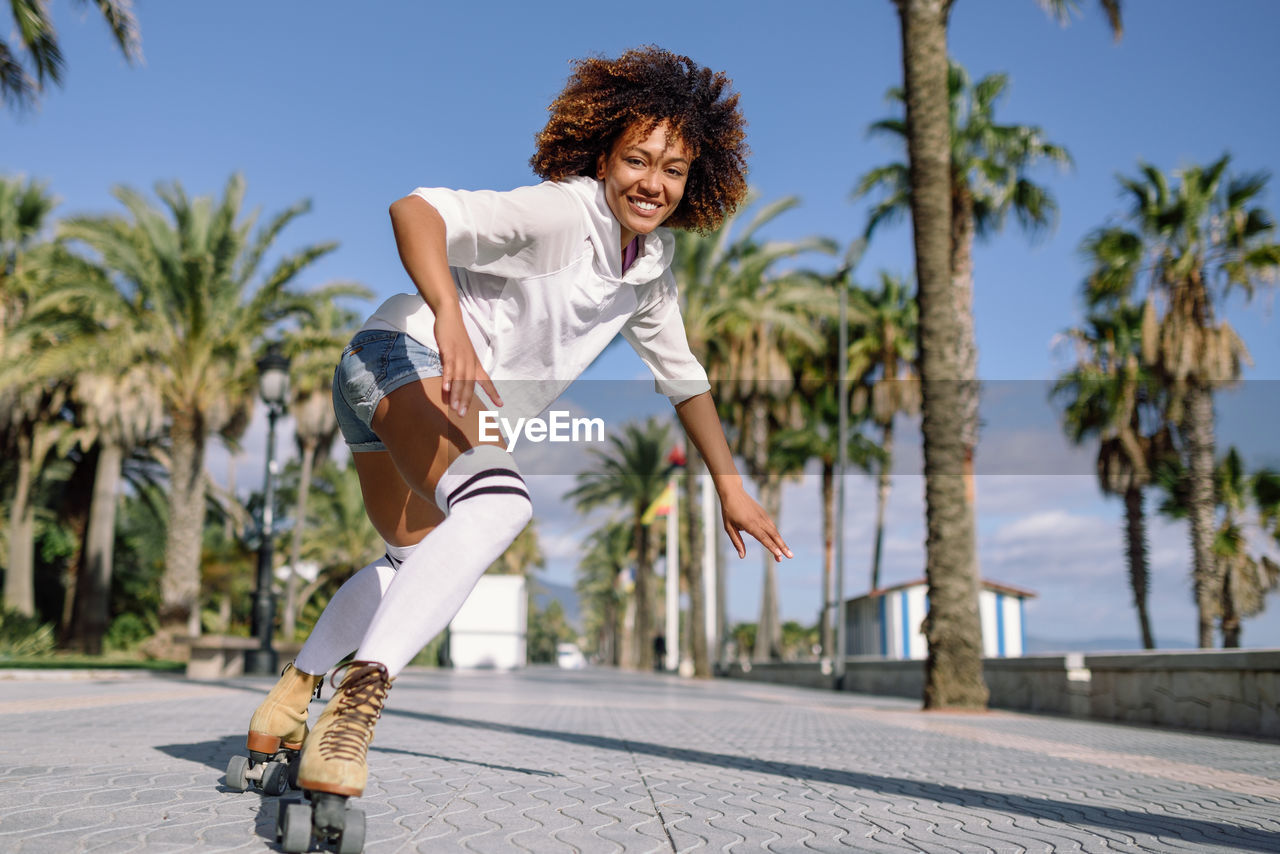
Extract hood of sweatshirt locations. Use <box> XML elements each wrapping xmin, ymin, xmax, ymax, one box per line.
<box><xmin>559</xmin><ymin>176</ymin><xmax>676</xmax><ymax>285</ymax></box>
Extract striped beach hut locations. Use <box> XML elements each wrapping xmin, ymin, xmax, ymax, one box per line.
<box><xmin>843</xmin><ymin>579</ymin><xmax>1035</xmax><ymax>659</ymax></box>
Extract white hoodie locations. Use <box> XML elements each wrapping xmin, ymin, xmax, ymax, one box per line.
<box><xmin>362</xmin><ymin>175</ymin><xmax>710</xmax><ymax>424</ymax></box>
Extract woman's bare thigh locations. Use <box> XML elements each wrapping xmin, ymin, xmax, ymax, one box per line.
<box><xmin>350</xmin><ymin>451</ymin><xmax>443</xmax><ymax>547</ymax></box>
<box><xmin>354</xmin><ymin>376</ymin><xmax>503</xmax><ymax>545</ymax></box>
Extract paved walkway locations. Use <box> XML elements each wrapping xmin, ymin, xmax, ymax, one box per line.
<box><xmin>1</xmin><ymin>666</ymin><xmax>1278</xmax><ymax>853</ymax></box>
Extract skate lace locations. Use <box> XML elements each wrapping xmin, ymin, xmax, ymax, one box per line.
<box><xmin>317</xmin><ymin>661</ymin><xmax>391</xmax><ymax>762</ymax></box>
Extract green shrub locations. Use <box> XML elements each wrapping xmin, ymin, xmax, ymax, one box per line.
<box><xmin>104</xmin><ymin>612</ymin><xmax>155</xmax><ymax>652</ymax></box>
<box><xmin>0</xmin><ymin>608</ymin><xmax>56</xmax><ymax>659</ymax></box>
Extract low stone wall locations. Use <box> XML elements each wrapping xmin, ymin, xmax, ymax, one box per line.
<box><xmin>983</xmin><ymin>653</ymin><xmax>1092</xmax><ymax>718</ymax></box>
<box><xmin>1085</xmin><ymin>649</ymin><xmax>1280</xmax><ymax>738</ymax></box>
<box><xmin>725</xmin><ymin>649</ymin><xmax>1280</xmax><ymax>739</ymax></box>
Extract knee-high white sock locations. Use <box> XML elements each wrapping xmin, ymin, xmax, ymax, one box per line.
<box><xmin>292</xmin><ymin>542</ymin><xmax>415</xmax><ymax>675</ymax></box>
<box><xmin>356</xmin><ymin>445</ymin><xmax>533</xmax><ymax>677</ymax></box>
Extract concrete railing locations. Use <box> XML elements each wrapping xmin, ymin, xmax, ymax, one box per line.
<box><xmin>725</xmin><ymin>649</ymin><xmax>1280</xmax><ymax>739</ymax></box>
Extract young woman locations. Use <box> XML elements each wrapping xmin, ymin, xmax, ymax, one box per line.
<box><xmin>237</xmin><ymin>46</ymin><xmax>792</xmax><ymax>841</ymax></box>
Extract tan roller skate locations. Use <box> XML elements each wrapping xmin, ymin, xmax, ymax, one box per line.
<box><xmin>276</xmin><ymin>661</ymin><xmax>392</xmax><ymax>853</ymax></box>
<box><xmin>225</xmin><ymin>662</ymin><xmax>324</xmax><ymax>796</ymax></box>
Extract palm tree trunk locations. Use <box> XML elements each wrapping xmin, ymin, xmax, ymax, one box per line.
<box><xmin>633</xmin><ymin>517</ymin><xmax>653</xmax><ymax>671</ymax></box>
<box><xmin>59</xmin><ymin>443</ymin><xmax>102</xmax><ymax>646</ymax></box>
<box><xmin>753</xmin><ymin>477</ymin><xmax>783</xmax><ymax>662</ymax></box>
<box><xmin>1220</xmin><ymin>567</ymin><xmax>1241</xmax><ymax>648</ymax></box>
<box><xmin>951</xmin><ymin>189</ymin><xmax>981</xmax><ymax>513</ymax></box>
<box><xmin>685</xmin><ymin>449</ymin><xmax>710</xmax><ymax>677</ymax></box>
<box><xmin>871</xmin><ymin>419</ymin><xmax>896</xmax><ymax>592</ymax></box>
<box><xmin>620</xmin><ymin>579</ymin><xmax>636</xmax><ymax>668</ymax></box>
<box><xmin>895</xmin><ymin>0</ymin><xmax>987</xmax><ymax>709</ymax></box>
<box><xmin>611</xmin><ymin>593</ymin><xmax>623</xmax><ymax>667</ymax></box>
<box><xmin>224</xmin><ymin>451</ymin><xmax>239</xmax><ymax>539</ymax></box>
<box><xmin>715</xmin><ymin>527</ymin><xmax>727</xmax><ymax>668</ymax></box>
<box><xmin>601</xmin><ymin>596</ymin><xmax>617</xmax><ymax>667</ymax></box>
<box><xmin>820</xmin><ymin>460</ymin><xmax>835</xmax><ymax>659</ymax></box>
<box><xmin>77</xmin><ymin>441</ymin><xmax>123</xmax><ymax>654</ymax></box>
<box><xmin>161</xmin><ymin>418</ymin><xmax>206</xmax><ymax>636</ymax></box>
<box><xmin>283</xmin><ymin>439</ymin><xmax>317</xmax><ymax>641</ymax></box>
<box><xmin>1183</xmin><ymin>382</ymin><xmax>1220</xmax><ymax>647</ymax></box>
<box><xmin>4</xmin><ymin>428</ymin><xmax>36</xmax><ymax>616</ymax></box>
<box><xmin>1122</xmin><ymin>485</ymin><xmax>1155</xmax><ymax>650</ymax></box>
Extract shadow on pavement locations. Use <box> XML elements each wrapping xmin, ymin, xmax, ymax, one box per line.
<box><xmin>155</xmin><ymin>734</ymin><xmax>557</xmax><ymax>779</ymax></box>
<box><xmin>373</xmin><ymin>745</ymin><xmax>558</xmax><ymax>777</ymax></box>
<box><xmin>388</xmin><ymin>708</ymin><xmax>1280</xmax><ymax>853</ymax></box>
<box><xmin>156</xmin><ymin>735</ymin><xmax>243</xmax><ymax>775</ymax></box>
<box><xmin>154</xmin><ymin>735</ymin><xmax>283</xmax><ymax>844</ymax></box>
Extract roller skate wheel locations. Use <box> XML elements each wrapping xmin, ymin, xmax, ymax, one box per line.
<box><xmin>335</xmin><ymin>809</ymin><xmax>366</xmax><ymax>854</ymax></box>
<box><xmin>337</xmin><ymin>808</ymin><xmax>365</xmax><ymax>854</ymax></box>
<box><xmin>312</xmin><ymin>792</ymin><xmax>347</xmax><ymax>835</ymax></box>
<box><xmin>260</xmin><ymin>761</ymin><xmax>289</xmax><ymax>796</ymax></box>
<box><xmin>277</xmin><ymin>799</ymin><xmax>312</xmax><ymax>853</ymax></box>
<box><xmin>224</xmin><ymin>755</ymin><xmax>249</xmax><ymax>792</ymax></box>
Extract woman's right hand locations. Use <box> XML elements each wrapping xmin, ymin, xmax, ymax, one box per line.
<box><xmin>434</xmin><ymin>310</ymin><xmax>502</xmax><ymax>417</ymax></box>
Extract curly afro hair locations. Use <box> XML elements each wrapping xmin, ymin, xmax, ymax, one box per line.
<box><xmin>530</xmin><ymin>46</ymin><xmax>748</xmax><ymax>233</ymax></box>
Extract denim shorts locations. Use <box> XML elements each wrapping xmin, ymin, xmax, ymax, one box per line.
<box><xmin>332</xmin><ymin>329</ymin><xmax>443</xmax><ymax>452</ymax></box>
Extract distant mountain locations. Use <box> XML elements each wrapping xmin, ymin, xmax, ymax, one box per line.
<box><xmin>1023</xmin><ymin>635</ymin><xmax>1197</xmax><ymax>654</ymax></box>
<box><xmin>530</xmin><ymin>578</ymin><xmax>581</xmax><ymax>630</ymax></box>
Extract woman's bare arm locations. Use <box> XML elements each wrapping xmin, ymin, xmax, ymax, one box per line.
<box><xmin>674</xmin><ymin>391</ymin><xmax>792</xmax><ymax>561</ymax></box>
<box><xmin>388</xmin><ymin>194</ymin><xmax>501</xmax><ymax>416</ymax></box>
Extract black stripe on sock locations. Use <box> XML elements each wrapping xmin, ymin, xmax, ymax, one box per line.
<box><xmin>446</xmin><ymin>467</ymin><xmax>525</xmax><ymax>506</ymax></box>
<box><xmin>384</xmin><ymin>551</ymin><xmax>404</xmax><ymax>571</ymax></box>
<box><xmin>447</xmin><ymin>484</ymin><xmax>531</xmax><ymax>509</ymax></box>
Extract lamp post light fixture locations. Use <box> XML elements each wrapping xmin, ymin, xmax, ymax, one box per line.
<box><xmin>245</xmin><ymin>342</ymin><xmax>291</xmax><ymax>676</ymax></box>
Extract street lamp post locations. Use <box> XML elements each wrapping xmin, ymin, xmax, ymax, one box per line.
<box><xmin>245</xmin><ymin>342</ymin><xmax>291</xmax><ymax>676</ymax></box>
<box><xmin>834</xmin><ymin>271</ymin><xmax>849</xmax><ymax>691</ymax></box>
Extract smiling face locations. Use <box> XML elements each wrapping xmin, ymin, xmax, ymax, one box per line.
<box><xmin>596</xmin><ymin>119</ymin><xmax>692</xmax><ymax>252</ymax></box>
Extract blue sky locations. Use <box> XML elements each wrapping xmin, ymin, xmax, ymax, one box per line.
<box><xmin>7</xmin><ymin>1</ymin><xmax>1280</xmax><ymax>648</ymax></box>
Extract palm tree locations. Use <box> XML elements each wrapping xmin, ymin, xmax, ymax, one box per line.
<box><xmin>857</xmin><ymin>61</ymin><xmax>1070</xmax><ymax>505</ymax></box>
<box><xmin>1258</xmin><ymin>469</ymin><xmax>1280</xmax><ymax>544</ymax></box>
<box><xmin>279</xmin><ymin>295</ymin><xmax>370</xmax><ymax>639</ymax></box>
<box><xmin>1</xmin><ymin>177</ymin><xmax>61</xmax><ymax>617</ymax></box>
<box><xmin>675</xmin><ymin>452</ymin><xmax>710</xmax><ymax>675</ymax></box>
<box><xmin>674</xmin><ymin>200</ymin><xmax>835</xmax><ymax>663</ymax></box>
<box><xmin>2</xmin><ymin>0</ymin><xmax>141</xmax><ymax>111</ymax></box>
<box><xmin>1214</xmin><ymin>452</ymin><xmax>1280</xmax><ymax>647</ymax></box>
<box><xmin>1251</xmin><ymin>467</ymin><xmax>1280</xmax><ymax>642</ymax></box>
<box><xmin>674</xmin><ymin>202</ymin><xmax>833</xmax><ymax>670</ymax></box>
<box><xmin>13</xmin><ymin>245</ymin><xmax>168</xmax><ymax>650</ymax></box>
<box><xmin>1082</xmin><ymin>156</ymin><xmax>1280</xmax><ymax>646</ymax></box>
<box><xmin>773</xmin><ymin>263</ymin><xmax>884</xmax><ymax>658</ymax></box>
<box><xmin>65</xmin><ymin>372</ymin><xmax>162</xmax><ymax>649</ymax></box>
<box><xmin>716</xmin><ymin>262</ymin><xmax>832</xmax><ymax>663</ymax></box>
<box><xmin>1053</xmin><ymin>304</ymin><xmax>1171</xmax><ymax>649</ymax></box>
<box><xmin>891</xmin><ymin>0</ymin><xmax>983</xmax><ymax>710</ymax></box>
<box><xmin>890</xmin><ymin>0</ymin><xmax>1121</xmax><ymax>708</ymax></box>
<box><xmin>56</xmin><ymin>174</ymin><xmax>338</xmax><ymax>636</ymax></box>
<box><xmin>1155</xmin><ymin>450</ymin><xmax>1280</xmax><ymax>647</ymax></box>
<box><xmin>567</xmin><ymin>418</ymin><xmax>675</xmax><ymax>671</ymax></box>
<box><xmin>576</xmin><ymin>519</ymin><xmax>632</xmax><ymax>667</ymax></box>
<box><xmin>847</xmin><ymin>271</ymin><xmax>921</xmax><ymax>594</ymax></box>
<box><xmin>0</xmin><ymin>176</ymin><xmax>56</xmax><ymax>306</ymax></box>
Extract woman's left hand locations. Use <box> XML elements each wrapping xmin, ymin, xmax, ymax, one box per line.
<box><xmin>720</xmin><ymin>487</ymin><xmax>793</xmax><ymax>562</ymax></box>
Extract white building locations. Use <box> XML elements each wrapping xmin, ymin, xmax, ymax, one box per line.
<box><xmin>448</xmin><ymin>575</ymin><xmax>527</xmax><ymax>669</ymax></box>
<box><xmin>843</xmin><ymin>579</ymin><xmax>1035</xmax><ymax>659</ymax></box>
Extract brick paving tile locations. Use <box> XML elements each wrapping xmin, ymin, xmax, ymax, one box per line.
<box><xmin>0</xmin><ymin>667</ymin><xmax>1277</xmax><ymax>853</ymax></box>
